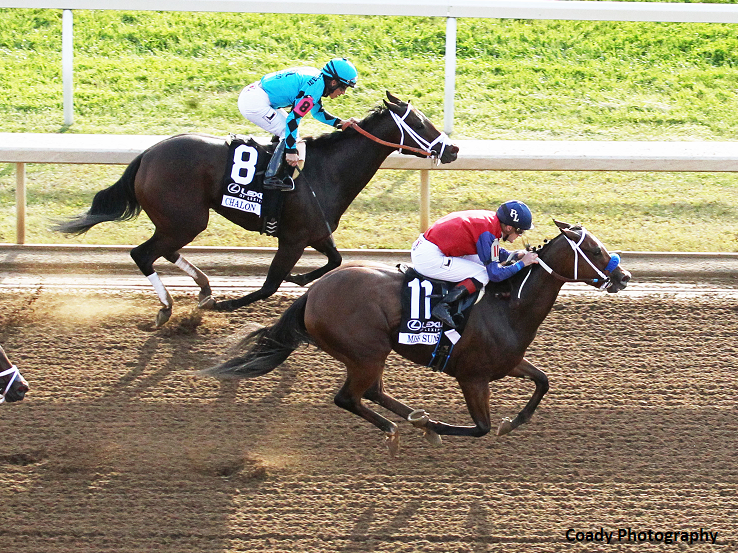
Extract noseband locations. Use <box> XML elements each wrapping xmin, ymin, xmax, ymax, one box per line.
<box><xmin>0</xmin><ymin>365</ymin><xmax>21</xmax><ymax>404</ymax></box>
<box><xmin>517</xmin><ymin>228</ymin><xmax>621</xmax><ymax>299</ymax></box>
<box><xmin>350</xmin><ymin>103</ymin><xmax>453</xmax><ymax>163</ymax></box>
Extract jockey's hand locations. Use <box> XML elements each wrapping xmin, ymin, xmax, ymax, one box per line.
<box><xmin>340</xmin><ymin>117</ymin><xmax>360</xmax><ymax>130</ymax></box>
<box><xmin>285</xmin><ymin>152</ymin><xmax>300</xmax><ymax>167</ymax></box>
<box><xmin>505</xmin><ymin>250</ymin><xmax>524</xmax><ymax>263</ymax></box>
<box><xmin>520</xmin><ymin>251</ymin><xmax>539</xmax><ymax>266</ymax></box>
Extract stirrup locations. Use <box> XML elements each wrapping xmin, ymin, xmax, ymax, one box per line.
<box><xmin>263</xmin><ymin>176</ymin><xmax>295</xmax><ymax>192</ymax></box>
<box><xmin>431</xmin><ymin>303</ymin><xmax>457</xmax><ymax>328</ymax></box>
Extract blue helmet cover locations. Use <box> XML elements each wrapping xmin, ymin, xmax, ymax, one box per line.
<box><xmin>321</xmin><ymin>58</ymin><xmax>358</xmax><ymax>88</ymax></box>
<box><xmin>497</xmin><ymin>200</ymin><xmax>534</xmax><ymax>230</ymax></box>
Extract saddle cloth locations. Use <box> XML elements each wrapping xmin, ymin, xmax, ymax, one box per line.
<box><xmin>398</xmin><ymin>266</ymin><xmax>481</xmax><ymax>372</ymax></box>
<box><xmin>219</xmin><ymin>135</ymin><xmax>285</xmax><ymax>236</ymax></box>
<box><xmin>398</xmin><ymin>264</ymin><xmax>477</xmax><ymax>338</ymax></box>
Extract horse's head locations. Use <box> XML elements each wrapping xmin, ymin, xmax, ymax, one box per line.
<box><xmin>383</xmin><ymin>91</ymin><xmax>459</xmax><ymax>164</ymax></box>
<box><xmin>0</xmin><ymin>365</ymin><xmax>28</xmax><ymax>404</ymax></box>
<box><xmin>538</xmin><ymin>220</ymin><xmax>631</xmax><ymax>293</ymax></box>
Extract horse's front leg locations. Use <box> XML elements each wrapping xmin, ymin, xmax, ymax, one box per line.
<box><xmin>284</xmin><ymin>234</ymin><xmax>342</xmax><ymax>286</ymax></box>
<box><xmin>424</xmin><ymin>378</ymin><xmax>493</xmax><ymax>437</ymax></box>
<box><xmin>213</xmin><ymin>242</ymin><xmax>305</xmax><ymax>312</ymax></box>
<box><xmin>496</xmin><ymin>358</ymin><xmax>549</xmax><ymax>436</ymax></box>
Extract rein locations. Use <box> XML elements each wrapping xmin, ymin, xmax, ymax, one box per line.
<box><xmin>349</xmin><ymin>103</ymin><xmax>452</xmax><ymax>162</ymax></box>
<box><xmin>0</xmin><ymin>365</ymin><xmax>21</xmax><ymax>404</ymax></box>
<box><xmin>517</xmin><ymin>228</ymin><xmax>621</xmax><ymax>299</ymax></box>
<box><xmin>291</xmin><ymin>166</ymin><xmax>335</xmax><ymax>239</ymax></box>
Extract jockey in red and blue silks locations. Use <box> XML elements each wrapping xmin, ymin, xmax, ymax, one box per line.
<box><xmin>237</xmin><ymin>58</ymin><xmax>359</xmax><ymax>190</ymax></box>
<box><xmin>411</xmin><ymin>201</ymin><xmax>539</xmax><ymax>328</ymax></box>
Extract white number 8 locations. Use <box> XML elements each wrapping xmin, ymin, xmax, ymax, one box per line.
<box><xmin>230</xmin><ymin>145</ymin><xmax>258</xmax><ymax>185</ymax></box>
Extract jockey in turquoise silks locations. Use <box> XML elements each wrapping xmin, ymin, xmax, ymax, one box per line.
<box><xmin>238</xmin><ymin>58</ymin><xmax>360</xmax><ymax>190</ymax></box>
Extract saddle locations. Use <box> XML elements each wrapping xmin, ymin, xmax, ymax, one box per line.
<box><xmin>219</xmin><ymin>135</ymin><xmax>287</xmax><ymax>236</ymax></box>
<box><xmin>398</xmin><ymin>265</ymin><xmax>481</xmax><ymax>373</ymax></box>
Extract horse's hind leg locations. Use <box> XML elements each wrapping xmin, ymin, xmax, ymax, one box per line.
<box><xmin>164</xmin><ymin>252</ymin><xmax>215</xmax><ymax>309</ymax></box>
<box><xmin>284</xmin><ymin>234</ymin><xmax>342</xmax><ymax>286</ymax></box>
<box><xmin>334</xmin><ymin>364</ymin><xmax>402</xmax><ymax>455</ymax></box>
<box><xmin>363</xmin><ymin>379</ymin><xmax>415</xmax><ymax>419</ymax></box>
<box><xmin>364</xmin><ymin>380</ymin><xmax>443</xmax><ymax>447</ymax></box>
<box><xmin>131</xmin><ymin>233</ymin><xmax>191</xmax><ymax>327</ymax></box>
<box><xmin>496</xmin><ymin>358</ymin><xmax>549</xmax><ymax>436</ymax></box>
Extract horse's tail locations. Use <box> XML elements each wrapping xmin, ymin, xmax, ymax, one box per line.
<box><xmin>52</xmin><ymin>153</ymin><xmax>144</xmax><ymax>235</ymax></box>
<box><xmin>199</xmin><ymin>293</ymin><xmax>312</xmax><ymax>379</ymax></box>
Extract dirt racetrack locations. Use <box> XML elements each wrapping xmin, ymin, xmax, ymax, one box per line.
<box><xmin>1</xmin><ymin>282</ymin><xmax>737</xmax><ymax>552</ymax></box>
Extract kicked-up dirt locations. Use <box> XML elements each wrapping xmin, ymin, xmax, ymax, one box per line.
<box><xmin>1</xmin><ymin>284</ymin><xmax>737</xmax><ymax>552</ymax></box>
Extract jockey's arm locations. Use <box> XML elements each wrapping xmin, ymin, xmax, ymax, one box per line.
<box><xmin>310</xmin><ymin>101</ymin><xmax>341</xmax><ymax>129</ymax></box>
<box><xmin>476</xmin><ymin>231</ymin><xmax>526</xmax><ymax>283</ymax></box>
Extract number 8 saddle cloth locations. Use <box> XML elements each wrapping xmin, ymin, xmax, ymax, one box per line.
<box><xmin>219</xmin><ymin>135</ymin><xmax>286</xmax><ymax>236</ymax></box>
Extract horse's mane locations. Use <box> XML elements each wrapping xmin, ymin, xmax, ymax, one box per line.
<box><xmin>528</xmin><ymin>225</ymin><xmax>583</xmax><ymax>255</ymax></box>
<box><xmin>484</xmin><ymin>225</ymin><xmax>583</xmax><ymax>295</ymax></box>
<box><xmin>303</xmin><ymin>105</ymin><xmax>388</xmax><ymax>148</ymax></box>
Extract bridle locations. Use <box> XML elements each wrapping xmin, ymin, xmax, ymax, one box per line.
<box><xmin>349</xmin><ymin>103</ymin><xmax>453</xmax><ymax>163</ymax></box>
<box><xmin>0</xmin><ymin>365</ymin><xmax>22</xmax><ymax>404</ymax></box>
<box><xmin>517</xmin><ymin>227</ymin><xmax>621</xmax><ymax>299</ymax></box>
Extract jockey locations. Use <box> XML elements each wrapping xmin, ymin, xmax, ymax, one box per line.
<box><xmin>411</xmin><ymin>201</ymin><xmax>539</xmax><ymax>328</ymax></box>
<box><xmin>237</xmin><ymin>57</ymin><xmax>360</xmax><ymax>190</ymax></box>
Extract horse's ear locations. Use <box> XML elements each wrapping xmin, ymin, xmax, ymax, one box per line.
<box><xmin>384</xmin><ymin>98</ymin><xmax>405</xmax><ymax>116</ymax></box>
<box><xmin>561</xmin><ymin>228</ymin><xmax>581</xmax><ymax>242</ymax></box>
<box><xmin>553</xmin><ymin>219</ymin><xmax>570</xmax><ymax>231</ymax></box>
<box><xmin>385</xmin><ymin>91</ymin><xmax>402</xmax><ymax>104</ymax></box>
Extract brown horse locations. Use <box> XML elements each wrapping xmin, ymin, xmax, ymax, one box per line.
<box><xmin>0</xmin><ymin>344</ymin><xmax>28</xmax><ymax>404</ymax></box>
<box><xmin>200</xmin><ymin>221</ymin><xmax>631</xmax><ymax>454</ymax></box>
<box><xmin>55</xmin><ymin>92</ymin><xmax>458</xmax><ymax>326</ymax></box>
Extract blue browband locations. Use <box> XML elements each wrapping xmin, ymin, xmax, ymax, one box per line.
<box><xmin>605</xmin><ymin>253</ymin><xmax>621</xmax><ymax>273</ymax></box>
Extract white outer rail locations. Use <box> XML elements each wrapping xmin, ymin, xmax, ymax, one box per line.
<box><xmin>3</xmin><ymin>1</ymin><xmax>738</xmax><ymax>22</ymax></box>
<box><xmin>2</xmin><ymin>133</ymin><xmax>738</xmax><ymax>243</ymax></box>
<box><xmin>2</xmin><ymin>1</ymin><xmax>737</xmax><ymax>134</ymax></box>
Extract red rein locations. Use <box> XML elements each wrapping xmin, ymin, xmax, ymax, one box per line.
<box><xmin>348</xmin><ymin>122</ymin><xmax>433</xmax><ymax>157</ymax></box>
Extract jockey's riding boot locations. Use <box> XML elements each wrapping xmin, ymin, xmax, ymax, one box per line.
<box><xmin>432</xmin><ymin>285</ymin><xmax>469</xmax><ymax>329</ymax></box>
<box><xmin>431</xmin><ymin>278</ymin><xmax>481</xmax><ymax>329</ymax></box>
<box><xmin>263</xmin><ymin>139</ymin><xmax>295</xmax><ymax>191</ymax></box>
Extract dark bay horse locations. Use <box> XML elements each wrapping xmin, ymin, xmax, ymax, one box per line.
<box><xmin>55</xmin><ymin>92</ymin><xmax>458</xmax><ymax>326</ymax></box>
<box><xmin>0</xmin><ymin>344</ymin><xmax>28</xmax><ymax>404</ymax></box>
<box><xmin>200</xmin><ymin>221</ymin><xmax>631</xmax><ymax>454</ymax></box>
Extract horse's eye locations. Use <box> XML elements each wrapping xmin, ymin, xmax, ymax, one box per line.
<box><xmin>410</xmin><ymin>112</ymin><xmax>425</xmax><ymax>130</ymax></box>
<box><xmin>592</xmin><ymin>247</ymin><xmax>602</xmax><ymax>256</ymax></box>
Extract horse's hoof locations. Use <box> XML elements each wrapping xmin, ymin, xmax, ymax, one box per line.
<box><xmin>155</xmin><ymin>307</ymin><xmax>172</xmax><ymax>327</ymax></box>
<box><xmin>423</xmin><ymin>430</ymin><xmax>443</xmax><ymax>447</ymax></box>
<box><xmin>212</xmin><ymin>300</ymin><xmax>232</xmax><ymax>312</ymax></box>
<box><xmin>198</xmin><ymin>295</ymin><xmax>216</xmax><ymax>310</ymax></box>
<box><xmin>385</xmin><ymin>431</ymin><xmax>400</xmax><ymax>457</ymax></box>
<box><xmin>408</xmin><ymin>409</ymin><xmax>430</xmax><ymax>428</ymax></box>
<box><xmin>496</xmin><ymin>417</ymin><xmax>515</xmax><ymax>436</ymax></box>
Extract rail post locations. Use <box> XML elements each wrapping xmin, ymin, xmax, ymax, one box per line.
<box><xmin>420</xmin><ymin>169</ymin><xmax>430</xmax><ymax>231</ymax></box>
<box><xmin>15</xmin><ymin>163</ymin><xmax>25</xmax><ymax>245</ymax></box>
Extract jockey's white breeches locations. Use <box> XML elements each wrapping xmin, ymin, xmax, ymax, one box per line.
<box><xmin>238</xmin><ymin>82</ymin><xmax>287</xmax><ymax>138</ymax></box>
<box><xmin>411</xmin><ymin>234</ymin><xmax>490</xmax><ymax>285</ymax></box>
